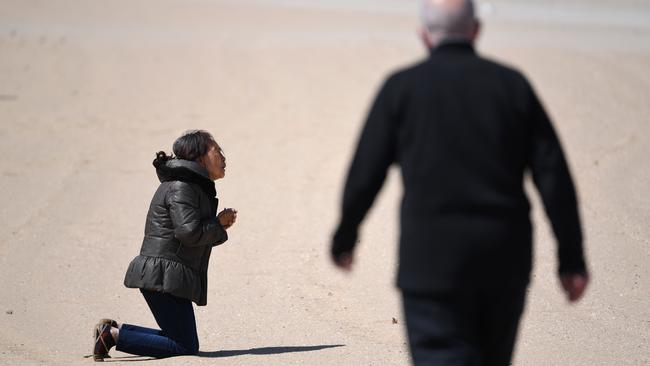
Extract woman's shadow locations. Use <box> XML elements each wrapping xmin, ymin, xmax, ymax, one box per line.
<box><xmin>102</xmin><ymin>344</ymin><xmax>344</xmax><ymax>361</ymax></box>
<box><xmin>198</xmin><ymin>344</ymin><xmax>345</xmax><ymax>358</ymax></box>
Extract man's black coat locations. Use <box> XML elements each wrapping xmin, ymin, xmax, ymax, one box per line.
<box><xmin>332</xmin><ymin>42</ymin><xmax>586</xmax><ymax>293</ymax></box>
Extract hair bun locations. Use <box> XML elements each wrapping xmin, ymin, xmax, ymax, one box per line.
<box><xmin>152</xmin><ymin>151</ymin><xmax>172</xmax><ymax>168</ymax></box>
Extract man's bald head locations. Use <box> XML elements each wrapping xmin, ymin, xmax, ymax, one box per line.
<box><xmin>420</xmin><ymin>0</ymin><xmax>479</xmax><ymax>48</ymax></box>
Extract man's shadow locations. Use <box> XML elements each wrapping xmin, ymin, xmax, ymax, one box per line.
<box><xmin>198</xmin><ymin>344</ymin><xmax>345</xmax><ymax>358</ymax></box>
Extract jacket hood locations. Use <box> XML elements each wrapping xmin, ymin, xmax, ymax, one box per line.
<box><xmin>155</xmin><ymin>159</ymin><xmax>216</xmax><ymax>197</ymax></box>
<box><xmin>156</xmin><ymin>159</ymin><xmax>209</xmax><ymax>181</ymax></box>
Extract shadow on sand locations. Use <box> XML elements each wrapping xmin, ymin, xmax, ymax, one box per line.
<box><xmin>101</xmin><ymin>355</ymin><xmax>155</xmax><ymax>362</ymax></box>
<box><xmin>197</xmin><ymin>344</ymin><xmax>345</xmax><ymax>358</ymax></box>
<box><xmin>93</xmin><ymin>344</ymin><xmax>344</xmax><ymax>362</ymax></box>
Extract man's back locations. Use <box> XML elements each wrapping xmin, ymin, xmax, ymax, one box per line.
<box><xmin>394</xmin><ymin>42</ymin><xmax>539</xmax><ymax>292</ymax></box>
<box><xmin>395</xmin><ymin>43</ymin><xmax>531</xmax><ymax>217</ymax></box>
<box><xmin>333</xmin><ymin>42</ymin><xmax>584</xmax><ymax>293</ymax></box>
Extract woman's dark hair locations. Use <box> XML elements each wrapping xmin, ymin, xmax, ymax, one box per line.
<box><xmin>152</xmin><ymin>130</ymin><xmax>217</xmax><ymax>168</ymax></box>
<box><xmin>152</xmin><ymin>151</ymin><xmax>172</xmax><ymax>169</ymax></box>
<box><xmin>173</xmin><ymin>129</ymin><xmax>218</xmax><ymax>161</ymax></box>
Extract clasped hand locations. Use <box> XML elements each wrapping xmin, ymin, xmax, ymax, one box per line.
<box><xmin>218</xmin><ymin>208</ymin><xmax>237</xmax><ymax>229</ymax></box>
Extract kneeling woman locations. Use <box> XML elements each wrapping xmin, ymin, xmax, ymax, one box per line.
<box><xmin>93</xmin><ymin>130</ymin><xmax>237</xmax><ymax>360</ymax></box>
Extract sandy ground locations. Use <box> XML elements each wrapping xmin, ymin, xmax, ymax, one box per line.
<box><xmin>0</xmin><ymin>0</ymin><xmax>648</xmax><ymax>365</ymax></box>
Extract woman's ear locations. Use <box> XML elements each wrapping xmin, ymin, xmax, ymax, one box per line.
<box><xmin>196</xmin><ymin>155</ymin><xmax>206</xmax><ymax>167</ymax></box>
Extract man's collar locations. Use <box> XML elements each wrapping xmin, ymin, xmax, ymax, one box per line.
<box><xmin>429</xmin><ymin>40</ymin><xmax>476</xmax><ymax>56</ymax></box>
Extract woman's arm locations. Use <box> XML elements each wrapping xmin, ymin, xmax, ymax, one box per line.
<box><xmin>167</xmin><ymin>182</ymin><xmax>228</xmax><ymax>247</ymax></box>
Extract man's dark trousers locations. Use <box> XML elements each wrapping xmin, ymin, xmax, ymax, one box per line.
<box><xmin>402</xmin><ymin>284</ymin><xmax>527</xmax><ymax>366</ymax></box>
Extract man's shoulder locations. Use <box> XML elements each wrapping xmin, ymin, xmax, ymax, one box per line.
<box><xmin>377</xmin><ymin>59</ymin><xmax>430</xmax><ymax>93</ymax></box>
<box><xmin>478</xmin><ymin>55</ymin><xmax>530</xmax><ymax>83</ymax></box>
<box><xmin>391</xmin><ymin>53</ymin><xmax>529</xmax><ymax>82</ymax></box>
<box><xmin>378</xmin><ymin>53</ymin><xmax>534</xmax><ymax>100</ymax></box>
<box><xmin>386</xmin><ymin>58</ymin><xmax>429</xmax><ymax>81</ymax></box>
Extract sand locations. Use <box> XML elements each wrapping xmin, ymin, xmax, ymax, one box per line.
<box><xmin>0</xmin><ymin>0</ymin><xmax>648</xmax><ymax>365</ymax></box>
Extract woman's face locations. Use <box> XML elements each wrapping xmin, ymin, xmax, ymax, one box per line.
<box><xmin>199</xmin><ymin>144</ymin><xmax>226</xmax><ymax>180</ymax></box>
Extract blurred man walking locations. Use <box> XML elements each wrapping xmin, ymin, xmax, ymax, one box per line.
<box><xmin>331</xmin><ymin>0</ymin><xmax>590</xmax><ymax>364</ymax></box>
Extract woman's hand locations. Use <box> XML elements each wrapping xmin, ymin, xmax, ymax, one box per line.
<box><xmin>218</xmin><ymin>208</ymin><xmax>238</xmax><ymax>229</ymax></box>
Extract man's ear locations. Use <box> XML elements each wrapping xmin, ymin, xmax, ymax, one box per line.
<box><xmin>469</xmin><ymin>19</ymin><xmax>481</xmax><ymax>42</ymax></box>
<box><xmin>419</xmin><ymin>26</ymin><xmax>434</xmax><ymax>49</ymax></box>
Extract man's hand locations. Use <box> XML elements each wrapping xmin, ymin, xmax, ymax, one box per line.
<box><xmin>333</xmin><ymin>251</ymin><xmax>354</xmax><ymax>272</ymax></box>
<box><xmin>560</xmin><ymin>272</ymin><xmax>590</xmax><ymax>303</ymax></box>
<box><xmin>218</xmin><ymin>208</ymin><xmax>237</xmax><ymax>229</ymax></box>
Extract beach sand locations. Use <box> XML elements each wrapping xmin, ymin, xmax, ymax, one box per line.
<box><xmin>0</xmin><ymin>0</ymin><xmax>648</xmax><ymax>364</ymax></box>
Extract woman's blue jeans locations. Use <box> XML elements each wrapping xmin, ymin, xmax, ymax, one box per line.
<box><xmin>115</xmin><ymin>289</ymin><xmax>199</xmax><ymax>358</ymax></box>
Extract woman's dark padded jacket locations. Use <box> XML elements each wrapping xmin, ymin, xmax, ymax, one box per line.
<box><xmin>124</xmin><ymin>159</ymin><xmax>228</xmax><ymax>306</ymax></box>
